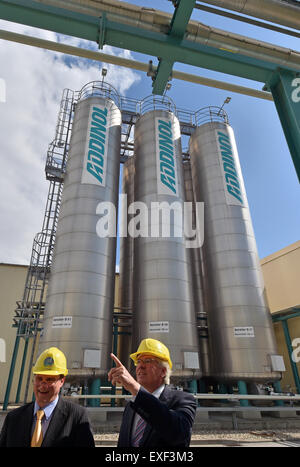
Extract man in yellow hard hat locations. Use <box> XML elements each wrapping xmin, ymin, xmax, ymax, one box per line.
<box><xmin>108</xmin><ymin>338</ymin><xmax>196</xmax><ymax>448</ymax></box>
<box><xmin>0</xmin><ymin>347</ymin><xmax>95</xmax><ymax>447</ymax></box>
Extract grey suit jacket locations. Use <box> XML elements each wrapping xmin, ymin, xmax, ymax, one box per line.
<box><xmin>118</xmin><ymin>386</ymin><xmax>197</xmax><ymax>448</ymax></box>
<box><xmin>0</xmin><ymin>397</ymin><xmax>95</xmax><ymax>447</ymax></box>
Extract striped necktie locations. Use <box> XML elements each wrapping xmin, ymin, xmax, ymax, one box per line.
<box><xmin>132</xmin><ymin>415</ymin><xmax>147</xmax><ymax>447</ymax></box>
<box><xmin>31</xmin><ymin>409</ymin><xmax>44</xmax><ymax>447</ymax></box>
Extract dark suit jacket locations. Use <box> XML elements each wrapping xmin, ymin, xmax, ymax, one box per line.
<box><xmin>118</xmin><ymin>386</ymin><xmax>196</xmax><ymax>448</ymax></box>
<box><xmin>0</xmin><ymin>397</ymin><xmax>95</xmax><ymax>447</ymax></box>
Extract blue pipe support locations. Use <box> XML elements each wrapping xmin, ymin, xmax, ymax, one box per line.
<box><xmin>273</xmin><ymin>381</ymin><xmax>284</xmax><ymax>406</ymax></box>
<box><xmin>188</xmin><ymin>379</ymin><xmax>197</xmax><ymax>394</ymax></box>
<box><xmin>15</xmin><ymin>338</ymin><xmax>29</xmax><ymax>403</ymax></box>
<box><xmin>3</xmin><ymin>336</ymin><xmax>20</xmax><ymax>410</ymax></box>
<box><xmin>218</xmin><ymin>384</ymin><xmax>227</xmax><ymax>394</ymax></box>
<box><xmin>188</xmin><ymin>379</ymin><xmax>199</xmax><ymax>405</ymax></box>
<box><xmin>198</xmin><ymin>380</ymin><xmax>206</xmax><ymax>393</ymax></box>
<box><xmin>88</xmin><ymin>378</ymin><xmax>101</xmax><ymax>407</ymax></box>
<box><xmin>237</xmin><ymin>380</ymin><xmax>250</xmax><ymax>407</ymax></box>
<box><xmin>218</xmin><ymin>383</ymin><xmax>229</xmax><ymax>403</ymax></box>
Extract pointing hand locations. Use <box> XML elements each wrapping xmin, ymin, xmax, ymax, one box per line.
<box><xmin>108</xmin><ymin>353</ymin><xmax>140</xmax><ymax>396</ymax></box>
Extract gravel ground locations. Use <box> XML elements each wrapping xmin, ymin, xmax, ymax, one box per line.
<box><xmin>94</xmin><ymin>429</ymin><xmax>300</xmax><ymax>442</ymax></box>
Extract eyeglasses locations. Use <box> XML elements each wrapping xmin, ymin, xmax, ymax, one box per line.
<box><xmin>135</xmin><ymin>358</ymin><xmax>158</xmax><ymax>366</ymax></box>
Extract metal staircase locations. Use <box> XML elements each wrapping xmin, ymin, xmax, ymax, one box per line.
<box><xmin>3</xmin><ymin>88</ymin><xmax>75</xmax><ymax>408</ymax></box>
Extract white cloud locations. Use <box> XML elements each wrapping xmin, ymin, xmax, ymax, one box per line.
<box><xmin>0</xmin><ymin>20</ymin><xmax>141</xmax><ymax>264</ymax></box>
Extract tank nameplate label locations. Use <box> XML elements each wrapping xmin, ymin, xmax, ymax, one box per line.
<box><xmin>81</xmin><ymin>105</ymin><xmax>109</xmax><ymax>186</ymax></box>
<box><xmin>52</xmin><ymin>316</ymin><xmax>72</xmax><ymax>328</ymax></box>
<box><xmin>156</xmin><ymin>118</ymin><xmax>178</xmax><ymax>196</ymax></box>
<box><xmin>83</xmin><ymin>349</ymin><xmax>101</xmax><ymax>368</ymax></box>
<box><xmin>183</xmin><ymin>352</ymin><xmax>200</xmax><ymax>369</ymax></box>
<box><xmin>149</xmin><ymin>321</ymin><xmax>169</xmax><ymax>333</ymax></box>
<box><xmin>216</xmin><ymin>130</ymin><xmax>244</xmax><ymax>206</ymax></box>
<box><xmin>234</xmin><ymin>326</ymin><xmax>255</xmax><ymax>337</ymax></box>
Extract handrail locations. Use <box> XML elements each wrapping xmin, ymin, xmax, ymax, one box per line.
<box><xmin>65</xmin><ymin>392</ymin><xmax>300</xmax><ymax>401</ymax></box>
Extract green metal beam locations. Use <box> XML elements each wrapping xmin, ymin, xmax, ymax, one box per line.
<box><xmin>0</xmin><ymin>0</ymin><xmax>293</xmax><ymax>84</ymax></box>
<box><xmin>272</xmin><ymin>310</ymin><xmax>300</xmax><ymax>323</ymax></box>
<box><xmin>106</xmin><ymin>23</ymin><xmax>275</xmax><ymax>83</ymax></box>
<box><xmin>169</xmin><ymin>0</ymin><xmax>196</xmax><ymax>38</ymax></box>
<box><xmin>152</xmin><ymin>59</ymin><xmax>174</xmax><ymax>95</ymax></box>
<box><xmin>103</xmin><ymin>19</ymin><xmax>282</xmax><ymax>84</ymax></box>
<box><xmin>266</xmin><ymin>70</ymin><xmax>300</xmax><ymax>183</ymax></box>
<box><xmin>152</xmin><ymin>0</ymin><xmax>196</xmax><ymax>94</ymax></box>
<box><xmin>0</xmin><ymin>0</ymin><xmax>98</xmax><ymax>41</ymax></box>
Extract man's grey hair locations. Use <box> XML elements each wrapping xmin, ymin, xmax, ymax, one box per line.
<box><xmin>158</xmin><ymin>360</ymin><xmax>172</xmax><ymax>385</ymax></box>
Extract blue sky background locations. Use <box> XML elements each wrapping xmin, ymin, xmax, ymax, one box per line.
<box><xmin>0</xmin><ymin>0</ymin><xmax>299</xmax><ymax>266</ymax></box>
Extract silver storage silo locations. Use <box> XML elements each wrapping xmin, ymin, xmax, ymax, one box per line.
<box><xmin>39</xmin><ymin>90</ymin><xmax>121</xmax><ymax>380</ymax></box>
<box><xmin>118</xmin><ymin>156</ymin><xmax>135</xmax><ymax>369</ymax></box>
<box><xmin>133</xmin><ymin>100</ymin><xmax>201</xmax><ymax>381</ymax></box>
<box><xmin>189</xmin><ymin>111</ymin><xmax>281</xmax><ymax>383</ymax></box>
<box><xmin>182</xmin><ymin>159</ymin><xmax>210</xmax><ymax>379</ymax></box>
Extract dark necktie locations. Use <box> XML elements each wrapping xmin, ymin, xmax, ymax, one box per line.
<box><xmin>132</xmin><ymin>415</ymin><xmax>147</xmax><ymax>447</ymax></box>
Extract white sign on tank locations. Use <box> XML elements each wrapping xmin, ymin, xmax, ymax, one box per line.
<box><xmin>81</xmin><ymin>105</ymin><xmax>109</xmax><ymax>186</ymax></box>
<box><xmin>215</xmin><ymin>130</ymin><xmax>244</xmax><ymax>207</ymax></box>
<box><xmin>156</xmin><ymin>118</ymin><xmax>178</xmax><ymax>196</ymax></box>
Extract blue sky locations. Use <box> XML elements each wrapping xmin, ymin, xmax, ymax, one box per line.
<box><xmin>0</xmin><ymin>0</ymin><xmax>299</xmax><ymax>266</ymax></box>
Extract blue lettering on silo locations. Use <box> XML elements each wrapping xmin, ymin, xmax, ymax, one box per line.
<box><xmin>217</xmin><ymin>131</ymin><xmax>243</xmax><ymax>205</ymax></box>
<box><xmin>158</xmin><ymin>119</ymin><xmax>177</xmax><ymax>195</ymax></box>
<box><xmin>86</xmin><ymin>107</ymin><xmax>108</xmax><ymax>184</ymax></box>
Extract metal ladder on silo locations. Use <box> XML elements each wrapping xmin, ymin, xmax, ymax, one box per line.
<box><xmin>3</xmin><ymin>89</ymin><xmax>75</xmax><ymax>409</ymax></box>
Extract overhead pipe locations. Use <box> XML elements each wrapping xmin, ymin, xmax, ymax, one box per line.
<box><xmin>198</xmin><ymin>0</ymin><xmax>300</xmax><ymax>33</ymax></box>
<box><xmin>194</xmin><ymin>3</ymin><xmax>300</xmax><ymax>39</ymax></box>
<box><xmin>36</xmin><ymin>0</ymin><xmax>300</xmax><ymax>72</ymax></box>
<box><xmin>37</xmin><ymin>0</ymin><xmax>300</xmax><ymax>32</ymax></box>
<box><xmin>0</xmin><ymin>29</ymin><xmax>273</xmax><ymax>101</ymax></box>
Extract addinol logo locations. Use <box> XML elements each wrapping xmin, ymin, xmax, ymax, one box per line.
<box><xmin>156</xmin><ymin>118</ymin><xmax>178</xmax><ymax>196</ymax></box>
<box><xmin>216</xmin><ymin>130</ymin><xmax>244</xmax><ymax>206</ymax></box>
<box><xmin>81</xmin><ymin>106</ymin><xmax>109</xmax><ymax>186</ymax></box>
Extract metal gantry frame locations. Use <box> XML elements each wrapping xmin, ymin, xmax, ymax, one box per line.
<box><xmin>0</xmin><ymin>0</ymin><xmax>299</xmax><ymax>180</ymax></box>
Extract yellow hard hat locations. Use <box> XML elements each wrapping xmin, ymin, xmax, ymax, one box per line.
<box><xmin>130</xmin><ymin>338</ymin><xmax>172</xmax><ymax>369</ymax></box>
<box><xmin>32</xmin><ymin>347</ymin><xmax>68</xmax><ymax>376</ymax></box>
